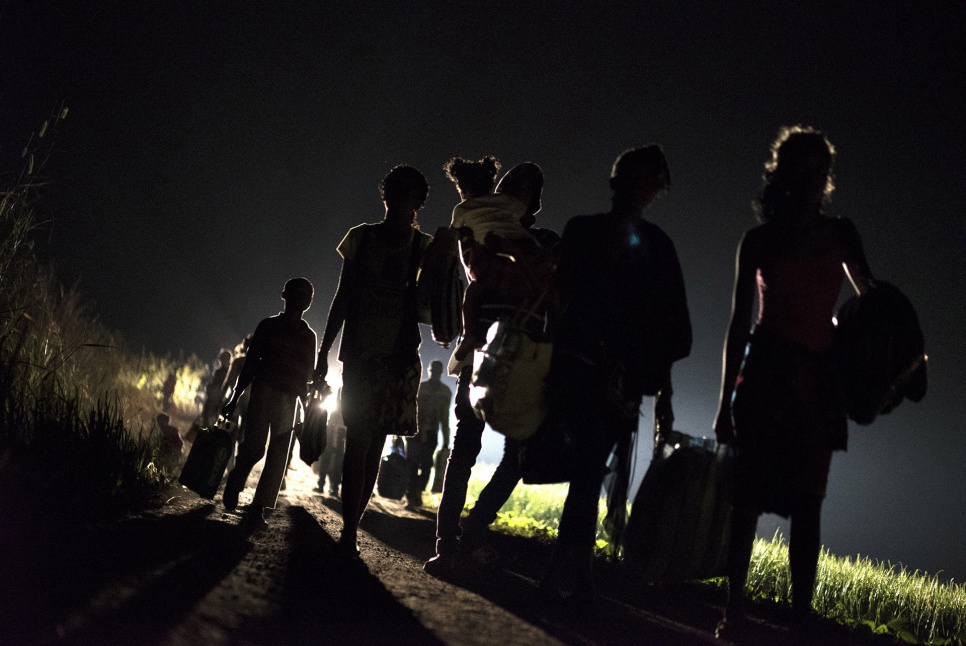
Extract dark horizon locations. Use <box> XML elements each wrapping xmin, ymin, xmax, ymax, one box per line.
<box><xmin>1</xmin><ymin>1</ymin><xmax>964</xmax><ymax>581</ymax></box>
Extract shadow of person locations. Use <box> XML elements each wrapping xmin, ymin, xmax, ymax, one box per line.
<box><xmin>233</xmin><ymin>505</ymin><xmax>445</xmax><ymax>646</ymax></box>
<box><xmin>1</xmin><ymin>504</ymin><xmax>253</xmax><ymax>644</ymax></box>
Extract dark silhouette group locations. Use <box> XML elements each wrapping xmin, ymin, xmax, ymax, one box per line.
<box><xmin>214</xmin><ymin>126</ymin><xmax>878</xmax><ymax>639</ymax></box>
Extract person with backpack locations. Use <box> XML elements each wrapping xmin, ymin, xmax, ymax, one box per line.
<box><xmin>712</xmin><ymin>127</ymin><xmax>873</xmax><ymax>639</ymax></box>
<box><xmin>539</xmin><ymin>145</ymin><xmax>691</xmax><ymax>612</ymax></box>
<box><xmin>314</xmin><ymin>165</ymin><xmax>433</xmax><ymax>557</ymax></box>
<box><xmin>220</xmin><ymin>278</ymin><xmax>318</xmax><ymax>529</ymax></box>
<box><xmin>425</xmin><ymin>160</ymin><xmax>557</xmax><ymax>577</ymax></box>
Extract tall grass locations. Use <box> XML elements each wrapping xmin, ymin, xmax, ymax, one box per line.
<box><xmin>459</xmin><ymin>467</ymin><xmax>965</xmax><ymax>645</ymax></box>
<box><xmin>1</xmin><ymin>111</ymin><xmax>205</xmax><ymax>525</ymax></box>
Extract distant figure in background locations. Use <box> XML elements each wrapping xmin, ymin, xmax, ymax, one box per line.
<box><xmin>404</xmin><ymin>360</ymin><xmax>452</xmax><ymax>509</ymax></box>
<box><xmin>315</xmin><ymin>165</ymin><xmax>433</xmax><ymax>557</ymax></box>
<box><xmin>161</xmin><ymin>372</ymin><xmax>177</xmax><ymax>414</ymax></box>
<box><xmin>713</xmin><ymin>127</ymin><xmax>873</xmax><ymax>638</ymax></box>
<box><xmin>223</xmin><ymin>334</ymin><xmax>253</xmax><ymax>473</ymax></box>
<box><xmin>540</xmin><ymin>145</ymin><xmax>691</xmax><ymax>610</ymax></box>
<box><xmin>221</xmin><ymin>278</ymin><xmax>317</xmax><ymax>530</ymax></box>
<box><xmin>156</xmin><ymin>413</ymin><xmax>183</xmax><ymax>472</ymax></box>
<box><xmin>201</xmin><ymin>350</ymin><xmax>232</xmax><ymax>426</ymax></box>
<box><xmin>315</xmin><ymin>392</ymin><xmax>346</xmax><ymax>497</ymax></box>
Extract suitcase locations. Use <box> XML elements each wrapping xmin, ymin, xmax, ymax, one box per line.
<box><xmin>178</xmin><ymin>422</ymin><xmax>234</xmax><ymax>499</ymax></box>
<box><xmin>623</xmin><ymin>430</ymin><xmax>733</xmax><ymax>582</ymax></box>
<box><xmin>377</xmin><ymin>451</ymin><xmax>409</xmax><ymax>500</ymax></box>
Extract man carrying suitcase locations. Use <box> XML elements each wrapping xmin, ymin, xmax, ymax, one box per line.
<box><xmin>221</xmin><ymin>277</ymin><xmax>317</xmax><ymax>529</ymax></box>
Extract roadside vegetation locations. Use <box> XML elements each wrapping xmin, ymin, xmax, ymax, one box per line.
<box><xmin>457</xmin><ymin>465</ymin><xmax>965</xmax><ymax>646</ymax></box>
<box><xmin>0</xmin><ymin>111</ymin><xmax>204</xmax><ymax>526</ymax></box>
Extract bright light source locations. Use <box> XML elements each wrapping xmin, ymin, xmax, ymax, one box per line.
<box><xmin>322</xmin><ymin>393</ymin><xmax>338</xmax><ymax>412</ymax></box>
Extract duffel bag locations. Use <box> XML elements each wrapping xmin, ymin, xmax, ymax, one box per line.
<box><xmin>623</xmin><ymin>430</ymin><xmax>733</xmax><ymax>582</ymax></box>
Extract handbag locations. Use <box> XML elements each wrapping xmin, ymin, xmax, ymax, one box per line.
<box><xmin>178</xmin><ymin>419</ymin><xmax>234</xmax><ymax>499</ymax></box>
<box><xmin>622</xmin><ymin>430</ymin><xmax>733</xmax><ymax>582</ymax></box>
<box><xmin>297</xmin><ymin>388</ymin><xmax>329</xmax><ymax>466</ymax></box>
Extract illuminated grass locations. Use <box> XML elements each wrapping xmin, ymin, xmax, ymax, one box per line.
<box><xmin>1</xmin><ymin>113</ymin><xmax>205</xmax><ymax>522</ymax></box>
<box><xmin>455</xmin><ymin>467</ymin><xmax>966</xmax><ymax>645</ymax></box>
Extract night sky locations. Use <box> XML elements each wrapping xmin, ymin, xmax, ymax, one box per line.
<box><xmin>2</xmin><ymin>2</ymin><xmax>964</xmax><ymax>581</ymax></box>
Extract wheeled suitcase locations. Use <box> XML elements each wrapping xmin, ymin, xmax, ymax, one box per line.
<box><xmin>178</xmin><ymin>422</ymin><xmax>234</xmax><ymax>499</ymax></box>
<box><xmin>623</xmin><ymin>430</ymin><xmax>733</xmax><ymax>582</ymax></box>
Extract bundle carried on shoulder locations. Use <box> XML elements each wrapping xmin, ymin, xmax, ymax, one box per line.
<box><xmin>470</xmin><ymin>319</ymin><xmax>553</xmax><ymax>441</ymax></box>
<box><xmin>622</xmin><ymin>430</ymin><xmax>733</xmax><ymax>582</ymax></box>
<box><xmin>834</xmin><ymin>281</ymin><xmax>927</xmax><ymax>425</ymax></box>
<box><xmin>417</xmin><ymin>227</ymin><xmax>465</xmax><ymax>347</ymax></box>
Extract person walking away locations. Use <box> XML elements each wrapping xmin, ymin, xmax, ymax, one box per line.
<box><xmin>540</xmin><ymin>145</ymin><xmax>692</xmax><ymax>611</ymax></box>
<box><xmin>156</xmin><ymin>413</ymin><xmax>184</xmax><ymax>472</ymax></box>
<box><xmin>315</xmin><ymin>391</ymin><xmax>347</xmax><ymax>497</ymax></box>
<box><xmin>405</xmin><ymin>360</ymin><xmax>452</xmax><ymax>509</ymax></box>
<box><xmin>425</xmin><ymin>161</ymin><xmax>557</xmax><ymax>576</ymax></box>
<box><xmin>201</xmin><ymin>350</ymin><xmax>232</xmax><ymax>427</ymax></box>
<box><xmin>314</xmin><ymin>165</ymin><xmax>433</xmax><ymax>557</ymax></box>
<box><xmin>713</xmin><ymin>127</ymin><xmax>873</xmax><ymax>639</ymax></box>
<box><xmin>220</xmin><ymin>278</ymin><xmax>317</xmax><ymax>529</ymax></box>
<box><xmin>162</xmin><ymin>372</ymin><xmax>177</xmax><ymax>414</ymax></box>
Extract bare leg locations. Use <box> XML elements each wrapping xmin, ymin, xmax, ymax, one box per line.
<box><xmin>355</xmin><ymin>435</ymin><xmax>386</xmax><ymax>526</ymax></box>
<box><xmin>339</xmin><ymin>430</ymin><xmax>371</xmax><ymax>545</ymax></box>
<box><xmin>339</xmin><ymin>431</ymin><xmax>387</xmax><ymax>546</ymax></box>
<box><xmin>724</xmin><ymin>505</ymin><xmax>761</xmax><ymax>621</ymax></box>
<box><xmin>789</xmin><ymin>498</ymin><xmax>823</xmax><ymax>623</ymax></box>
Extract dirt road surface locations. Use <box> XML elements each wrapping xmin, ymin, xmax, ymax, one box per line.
<box><xmin>1</xmin><ymin>466</ymin><xmax>891</xmax><ymax>645</ymax></box>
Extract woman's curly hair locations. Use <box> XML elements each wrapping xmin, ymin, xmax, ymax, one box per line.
<box><xmin>757</xmin><ymin>125</ymin><xmax>836</xmax><ymax>222</ymax></box>
<box><xmin>443</xmin><ymin>156</ymin><xmax>501</xmax><ymax>199</ymax></box>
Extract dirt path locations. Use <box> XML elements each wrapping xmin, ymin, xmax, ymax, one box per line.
<box><xmin>1</xmin><ymin>467</ymin><xmax>889</xmax><ymax>645</ymax></box>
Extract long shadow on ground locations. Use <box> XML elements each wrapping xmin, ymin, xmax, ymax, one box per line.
<box><xmin>331</xmin><ymin>497</ymin><xmax>896</xmax><ymax>646</ymax></box>
<box><xmin>0</xmin><ymin>504</ymin><xmax>251</xmax><ymax>645</ymax></box>
<box><xmin>233</xmin><ymin>505</ymin><xmax>445</xmax><ymax>646</ymax></box>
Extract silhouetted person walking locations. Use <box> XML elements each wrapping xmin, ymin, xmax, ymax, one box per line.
<box><xmin>315</xmin><ymin>165</ymin><xmax>433</xmax><ymax>557</ymax></box>
<box><xmin>713</xmin><ymin>127</ymin><xmax>873</xmax><ymax>638</ymax></box>
<box><xmin>221</xmin><ymin>278</ymin><xmax>317</xmax><ymax>529</ymax></box>
<box><xmin>425</xmin><ymin>161</ymin><xmax>557</xmax><ymax>576</ymax></box>
<box><xmin>405</xmin><ymin>360</ymin><xmax>452</xmax><ymax>509</ymax></box>
<box><xmin>541</xmin><ymin>146</ymin><xmax>691</xmax><ymax>611</ymax></box>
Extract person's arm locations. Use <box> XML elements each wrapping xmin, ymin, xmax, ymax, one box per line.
<box><xmin>314</xmin><ymin>261</ymin><xmax>350</xmax><ymax>385</ymax></box>
<box><xmin>650</xmin><ymin>232</ymin><xmax>692</xmax><ymax>446</ymax></box>
<box><xmin>840</xmin><ymin>217</ymin><xmax>874</xmax><ymax>296</ymax></box>
<box><xmin>713</xmin><ymin>231</ymin><xmax>759</xmax><ymax>444</ymax></box>
<box><xmin>222</xmin><ymin>322</ymin><xmax>266</xmax><ymax>417</ymax></box>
